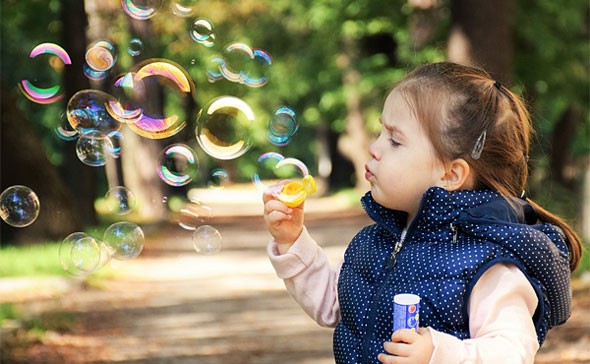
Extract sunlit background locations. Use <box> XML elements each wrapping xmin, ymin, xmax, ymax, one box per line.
<box><xmin>1</xmin><ymin>0</ymin><xmax>588</xmax><ymax>363</ymax></box>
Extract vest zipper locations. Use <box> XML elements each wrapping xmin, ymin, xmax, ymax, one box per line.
<box><xmin>450</xmin><ymin>223</ymin><xmax>459</xmax><ymax>243</ymax></box>
<box><xmin>387</xmin><ymin>240</ymin><xmax>403</xmax><ymax>269</ymax></box>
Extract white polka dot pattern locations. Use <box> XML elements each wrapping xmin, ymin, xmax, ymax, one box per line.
<box><xmin>333</xmin><ymin>187</ymin><xmax>572</xmax><ymax>364</ymax></box>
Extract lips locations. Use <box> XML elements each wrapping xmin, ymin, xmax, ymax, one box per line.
<box><xmin>364</xmin><ymin>164</ymin><xmax>374</xmax><ymax>181</ymax></box>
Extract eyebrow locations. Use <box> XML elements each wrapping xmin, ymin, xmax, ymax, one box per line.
<box><xmin>380</xmin><ymin>117</ymin><xmax>405</xmax><ymax>138</ymax></box>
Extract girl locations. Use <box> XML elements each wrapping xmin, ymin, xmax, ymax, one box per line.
<box><xmin>262</xmin><ymin>62</ymin><xmax>582</xmax><ymax>363</ymax></box>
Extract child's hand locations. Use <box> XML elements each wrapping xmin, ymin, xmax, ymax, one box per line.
<box><xmin>263</xmin><ymin>181</ymin><xmax>304</xmax><ymax>244</ymax></box>
<box><xmin>378</xmin><ymin>328</ymin><xmax>434</xmax><ymax>364</ymax></box>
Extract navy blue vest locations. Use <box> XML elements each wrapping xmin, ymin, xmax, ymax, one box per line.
<box><xmin>333</xmin><ymin>187</ymin><xmax>571</xmax><ymax>364</ymax></box>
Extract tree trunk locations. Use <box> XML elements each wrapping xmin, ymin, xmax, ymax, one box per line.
<box><xmin>447</xmin><ymin>0</ymin><xmax>514</xmax><ymax>83</ymax></box>
<box><xmin>60</xmin><ymin>0</ymin><xmax>99</xmax><ymax>228</ymax></box>
<box><xmin>1</xmin><ymin>85</ymin><xmax>79</xmax><ymax>244</ymax></box>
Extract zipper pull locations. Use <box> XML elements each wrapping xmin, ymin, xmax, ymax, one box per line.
<box><xmin>387</xmin><ymin>240</ymin><xmax>403</xmax><ymax>269</ymax></box>
<box><xmin>450</xmin><ymin>223</ymin><xmax>459</xmax><ymax>243</ymax></box>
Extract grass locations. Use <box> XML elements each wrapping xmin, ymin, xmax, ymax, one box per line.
<box><xmin>0</xmin><ymin>242</ymin><xmax>66</xmax><ymax>278</ymax></box>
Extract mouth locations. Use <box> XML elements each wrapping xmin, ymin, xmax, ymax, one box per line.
<box><xmin>364</xmin><ymin>164</ymin><xmax>374</xmax><ymax>181</ymax></box>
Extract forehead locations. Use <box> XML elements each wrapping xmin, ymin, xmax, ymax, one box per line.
<box><xmin>381</xmin><ymin>91</ymin><xmax>419</xmax><ymax>131</ymax></box>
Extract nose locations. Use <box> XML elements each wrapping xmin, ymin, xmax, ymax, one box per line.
<box><xmin>368</xmin><ymin>138</ymin><xmax>380</xmax><ymax>160</ymax></box>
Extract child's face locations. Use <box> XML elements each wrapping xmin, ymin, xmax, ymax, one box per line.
<box><xmin>365</xmin><ymin>91</ymin><xmax>446</xmax><ymax>222</ymax></box>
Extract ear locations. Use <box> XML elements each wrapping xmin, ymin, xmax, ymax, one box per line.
<box><xmin>440</xmin><ymin>158</ymin><xmax>474</xmax><ymax>191</ymax></box>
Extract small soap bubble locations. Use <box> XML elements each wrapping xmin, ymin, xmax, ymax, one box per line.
<box><xmin>242</xmin><ymin>48</ymin><xmax>272</xmax><ymax>88</ymax></box>
<box><xmin>190</xmin><ymin>19</ymin><xmax>215</xmax><ymax>47</ymax></box>
<box><xmin>196</xmin><ymin>96</ymin><xmax>254</xmax><ymax>160</ymax></box>
<box><xmin>67</xmin><ymin>89</ymin><xmax>121</xmax><ymax>136</ymax></box>
<box><xmin>192</xmin><ymin>225</ymin><xmax>222</xmax><ymax>255</ymax></box>
<box><xmin>103</xmin><ymin>221</ymin><xmax>144</xmax><ymax>260</ymax></box>
<box><xmin>85</xmin><ymin>40</ymin><xmax>117</xmax><ymax>72</ymax></box>
<box><xmin>128</xmin><ymin>38</ymin><xmax>144</xmax><ymax>56</ymax></box>
<box><xmin>59</xmin><ymin>232</ymin><xmax>104</xmax><ymax>276</ymax></box>
<box><xmin>208</xmin><ymin>168</ymin><xmax>229</xmax><ymax>189</ymax></box>
<box><xmin>157</xmin><ymin>144</ymin><xmax>199</xmax><ymax>186</ymax></box>
<box><xmin>75</xmin><ymin>131</ymin><xmax>114</xmax><ymax>167</ymax></box>
<box><xmin>268</xmin><ymin>106</ymin><xmax>298</xmax><ymax>146</ymax></box>
<box><xmin>83</xmin><ymin>63</ymin><xmax>110</xmax><ymax>81</ymax></box>
<box><xmin>104</xmin><ymin>186</ymin><xmax>137</xmax><ymax>215</ymax></box>
<box><xmin>171</xmin><ymin>0</ymin><xmax>196</xmax><ymax>17</ymax></box>
<box><xmin>0</xmin><ymin>186</ymin><xmax>40</xmax><ymax>228</ymax></box>
<box><xmin>121</xmin><ymin>0</ymin><xmax>162</xmax><ymax>20</ymax></box>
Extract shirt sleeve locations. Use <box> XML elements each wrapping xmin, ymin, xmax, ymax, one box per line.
<box><xmin>428</xmin><ymin>263</ymin><xmax>540</xmax><ymax>364</ymax></box>
<box><xmin>267</xmin><ymin>226</ymin><xmax>341</xmax><ymax>327</ymax></box>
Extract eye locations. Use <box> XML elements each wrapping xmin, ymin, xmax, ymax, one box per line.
<box><xmin>389</xmin><ymin>138</ymin><xmax>401</xmax><ymax>147</ymax></box>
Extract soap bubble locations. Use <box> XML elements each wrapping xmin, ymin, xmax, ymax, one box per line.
<box><xmin>252</xmin><ymin>152</ymin><xmax>285</xmax><ymax>192</ymax></box>
<box><xmin>18</xmin><ymin>43</ymin><xmax>71</xmax><ymax>104</ymax></box>
<box><xmin>157</xmin><ymin>144</ymin><xmax>199</xmax><ymax>186</ymax></box>
<box><xmin>103</xmin><ymin>221</ymin><xmax>144</xmax><ymax>260</ymax></box>
<box><xmin>128</xmin><ymin>38</ymin><xmax>144</xmax><ymax>56</ymax></box>
<box><xmin>126</xmin><ymin>59</ymin><xmax>194</xmax><ymax>139</ymax></box>
<box><xmin>242</xmin><ymin>48</ymin><xmax>272</xmax><ymax>88</ymax></box>
<box><xmin>67</xmin><ymin>89</ymin><xmax>121</xmax><ymax>137</ymax></box>
<box><xmin>196</xmin><ymin>96</ymin><xmax>254</xmax><ymax>160</ymax></box>
<box><xmin>268</xmin><ymin>106</ymin><xmax>298</xmax><ymax>146</ymax></box>
<box><xmin>0</xmin><ymin>186</ymin><xmax>40</xmax><ymax>228</ymax></box>
<box><xmin>171</xmin><ymin>0</ymin><xmax>196</xmax><ymax>17</ymax></box>
<box><xmin>59</xmin><ymin>232</ymin><xmax>106</xmax><ymax>275</ymax></box>
<box><xmin>192</xmin><ymin>225</ymin><xmax>222</xmax><ymax>255</ymax></box>
<box><xmin>208</xmin><ymin>168</ymin><xmax>229</xmax><ymax>189</ymax></box>
<box><xmin>104</xmin><ymin>186</ymin><xmax>137</xmax><ymax>215</ymax></box>
<box><xmin>106</xmin><ymin>72</ymin><xmax>144</xmax><ymax>124</ymax></box>
<box><xmin>83</xmin><ymin>63</ymin><xmax>110</xmax><ymax>81</ymax></box>
<box><xmin>75</xmin><ymin>131</ymin><xmax>114</xmax><ymax>167</ymax></box>
<box><xmin>178</xmin><ymin>199</ymin><xmax>213</xmax><ymax>230</ymax></box>
<box><xmin>85</xmin><ymin>40</ymin><xmax>117</xmax><ymax>72</ymax></box>
<box><xmin>190</xmin><ymin>19</ymin><xmax>215</xmax><ymax>47</ymax></box>
<box><xmin>121</xmin><ymin>0</ymin><xmax>162</xmax><ymax>20</ymax></box>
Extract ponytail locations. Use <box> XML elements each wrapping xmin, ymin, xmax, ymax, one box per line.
<box><xmin>526</xmin><ymin>198</ymin><xmax>583</xmax><ymax>272</ymax></box>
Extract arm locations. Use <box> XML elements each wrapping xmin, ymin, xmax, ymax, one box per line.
<box><xmin>427</xmin><ymin>263</ymin><xmax>539</xmax><ymax>363</ymax></box>
<box><xmin>379</xmin><ymin>263</ymin><xmax>539</xmax><ymax>364</ymax></box>
<box><xmin>267</xmin><ymin>227</ymin><xmax>341</xmax><ymax>327</ymax></box>
<box><xmin>263</xmin><ymin>185</ymin><xmax>340</xmax><ymax>327</ymax></box>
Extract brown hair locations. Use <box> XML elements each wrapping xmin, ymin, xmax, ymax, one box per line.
<box><xmin>394</xmin><ymin>62</ymin><xmax>582</xmax><ymax>271</ymax></box>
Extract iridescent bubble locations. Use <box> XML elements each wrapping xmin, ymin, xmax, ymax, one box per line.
<box><xmin>66</xmin><ymin>89</ymin><xmax>121</xmax><ymax>136</ymax></box>
<box><xmin>196</xmin><ymin>96</ymin><xmax>254</xmax><ymax>160</ymax></box>
<box><xmin>157</xmin><ymin>144</ymin><xmax>199</xmax><ymax>186</ymax></box>
<box><xmin>190</xmin><ymin>19</ymin><xmax>215</xmax><ymax>47</ymax></box>
<box><xmin>192</xmin><ymin>225</ymin><xmax>222</xmax><ymax>255</ymax></box>
<box><xmin>208</xmin><ymin>168</ymin><xmax>229</xmax><ymax>189</ymax></box>
<box><xmin>83</xmin><ymin>63</ymin><xmax>109</xmax><ymax>81</ymax></box>
<box><xmin>106</xmin><ymin>130</ymin><xmax>124</xmax><ymax>158</ymax></box>
<box><xmin>268</xmin><ymin>106</ymin><xmax>298</xmax><ymax>146</ymax></box>
<box><xmin>104</xmin><ymin>186</ymin><xmax>137</xmax><ymax>215</ymax></box>
<box><xmin>178</xmin><ymin>199</ymin><xmax>213</xmax><ymax>230</ymax></box>
<box><xmin>252</xmin><ymin>152</ymin><xmax>285</xmax><ymax>192</ymax></box>
<box><xmin>242</xmin><ymin>48</ymin><xmax>272</xmax><ymax>88</ymax></box>
<box><xmin>85</xmin><ymin>40</ymin><xmax>117</xmax><ymax>72</ymax></box>
<box><xmin>106</xmin><ymin>72</ymin><xmax>144</xmax><ymax>124</ymax></box>
<box><xmin>128</xmin><ymin>38</ymin><xmax>144</xmax><ymax>56</ymax></box>
<box><xmin>54</xmin><ymin>113</ymin><xmax>79</xmax><ymax>141</ymax></box>
<box><xmin>59</xmin><ymin>232</ymin><xmax>101</xmax><ymax>276</ymax></box>
<box><xmin>103</xmin><ymin>221</ymin><xmax>145</xmax><ymax>260</ymax></box>
<box><xmin>126</xmin><ymin>59</ymin><xmax>194</xmax><ymax>139</ymax></box>
<box><xmin>18</xmin><ymin>43</ymin><xmax>71</xmax><ymax>104</ymax></box>
<box><xmin>171</xmin><ymin>0</ymin><xmax>196</xmax><ymax>17</ymax></box>
<box><xmin>220</xmin><ymin>43</ymin><xmax>254</xmax><ymax>83</ymax></box>
<box><xmin>207</xmin><ymin>57</ymin><xmax>226</xmax><ymax>83</ymax></box>
<box><xmin>121</xmin><ymin>0</ymin><xmax>162</xmax><ymax>20</ymax></box>
<box><xmin>75</xmin><ymin>131</ymin><xmax>114</xmax><ymax>167</ymax></box>
<box><xmin>0</xmin><ymin>186</ymin><xmax>40</xmax><ymax>228</ymax></box>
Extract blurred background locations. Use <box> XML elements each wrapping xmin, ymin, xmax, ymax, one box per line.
<box><xmin>0</xmin><ymin>0</ymin><xmax>589</xmax><ymax>363</ymax></box>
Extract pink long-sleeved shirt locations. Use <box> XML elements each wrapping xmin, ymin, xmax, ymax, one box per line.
<box><xmin>268</xmin><ymin>227</ymin><xmax>540</xmax><ymax>363</ymax></box>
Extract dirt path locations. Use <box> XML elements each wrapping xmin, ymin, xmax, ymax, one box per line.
<box><xmin>1</xmin><ymin>212</ymin><xmax>589</xmax><ymax>363</ymax></box>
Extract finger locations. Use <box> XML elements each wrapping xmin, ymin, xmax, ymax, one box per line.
<box><xmin>383</xmin><ymin>340</ymin><xmax>412</xmax><ymax>358</ymax></box>
<box><xmin>264</xmin><ymin>199</ymin><xmax>293</xmax><ymax>215</ymax></box>
<box><xmin>265</xmin><ymin>209</ymin><xmax>292</xmax><ymax>224</ymax></box>
<box><xmin>391</xmin><ymin>328</ymin><xmax>419</xmax><ymax>344</ymax></box>
<box><xmin>377</xmin><ymin>353</ymin><xmax>406</xmax><ymax>364</ymax></box>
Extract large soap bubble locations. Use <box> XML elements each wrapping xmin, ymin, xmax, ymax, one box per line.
<box><xmin>121</xmin><ymin>0</ymin><xmax>162</xmax><ymax>20</ymax></box>
<box><xmin>196</xmin><ymin>96</ymin><xmax>254</xmax><ymax>160</ymax></box>
<box><xmin>267</xmin><ymin>106</ymin><xmax>298</xmax><ymax>146</ymax></box>
<box><xmin>67</xmin><ymin>89</ymin><xmax>121</xmax><ymax>136</ymax></box>
<box><xmin>59</xmin><ymin>232</ymin><xmax>109</xmax><ymax>276</ymax></box>
<box><xmin>103</xmin><ymin>221</ymin><xmax>145</xmax><ymax>260</ymax></box>
<box><xmin>18</xmin><ymin>43</ymin><xmax>71</xmax><ymax>104</ymax></box>
<box><xmin>0</xmin><ymin>186</ymin><xmax>40</xmax><ymax>228</ymax></box>
<box><xmin>125</xmin><ymin>59</ymin><xmax>195</xmax><ymax>139</ymax></box>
